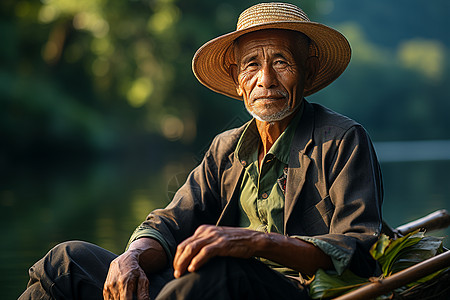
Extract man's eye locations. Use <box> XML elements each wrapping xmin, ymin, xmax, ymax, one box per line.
<box><xmin>243</xmin><ymin>62</ymin><xmax>259</xmax><ymax>70</ymax></box>
<box><xmin>274</xmin><ymin>60</ymin><xmax>288</xmax><ymax>66</ymax></box>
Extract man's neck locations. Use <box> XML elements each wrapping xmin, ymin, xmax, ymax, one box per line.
<box><xmin>255</xmin><ymin>113</ymin><xmax>295</xmax><ymax>169</ymax></box>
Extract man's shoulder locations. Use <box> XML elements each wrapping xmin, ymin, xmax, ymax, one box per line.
<box><xmin>310</xmin><ymin>102</ymin><xmax>360</xmax><ymax>131</ymax></box>
<box><xmin>215</xmin><ymin>122</ymin><xmax>248</xmax><ymax>144</ymax></box>
<box><xmin>304</xmin><ymin>102</ymin><xmax>368</xmax><ymax>147</ymax></box>
<box><xmin>207</xmin><ymin>122</ymin><xmax>248</xmax><ymax>157</ymax></box>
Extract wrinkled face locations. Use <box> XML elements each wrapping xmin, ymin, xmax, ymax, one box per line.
<box><xmin>233</xmin><ymin>29</ymin><xmax>314</xmax><ymax>122</ymax></box>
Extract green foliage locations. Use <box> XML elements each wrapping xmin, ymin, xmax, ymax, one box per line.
<box><xmin>309</xmin><ymin>268</ymin><xmax>368</xmax><ymax>299</ymax></box>
<box><xmin>1</xmin><ymin>0</ymin><xmax>449</xmax><ymax>160</ymax></box>
<box><xmin>371</xmin><ymin>231</ymin><xmax>445</xmax><ymax>295</ymax></box>
<box><xmin>309</xmin><ymin>231</ymin><xmax>445</xmax><ymax>299</ymax></box>
<box><xmin>310</xmin><ymin>20</ymin><xmax>450</xmax><ymax>141</ymax></box>
<box><xmin>370</xmin><ymin>231</ymin><xmax>426</xmax><ymax>277</ymax></box>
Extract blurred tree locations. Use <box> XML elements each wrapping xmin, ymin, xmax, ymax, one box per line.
<box><xmin>310</xmin><ymin>21</ymin><xmax>450</xmax><ymax>142</ymax></box>
<box><xmin>0</xmin><ymin>0</ymin><xmax>321</xmax><ymax>163</ymax></box>
<box><xmin>1</xmin><ymin>0</ymin><xmax>448</xmax><ymax>165</ymax></box>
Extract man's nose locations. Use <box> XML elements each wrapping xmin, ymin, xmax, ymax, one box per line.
<box><xmin>257</xmin><ymin>65</ymin><xmax>278</xmax><ymax>89</ymax></box>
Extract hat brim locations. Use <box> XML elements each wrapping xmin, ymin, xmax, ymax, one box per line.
<box><xmin>192</xmin><ymin>21</ymin><xmax>351</xmax><ymax>100</ymax></box>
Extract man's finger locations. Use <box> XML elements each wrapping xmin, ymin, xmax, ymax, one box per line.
<box><xmin>136</xmin><ymin>272</ymin><xmax>150</xmax><ymax>300</ymax></box>
<box><xmin>124</xmin><ymin>284</ymin><xmax>135</xmax><ymax>300</ymax></box>
<box><xmin>173</xmin><ymin>235</ymin><xmax>216</xmax><ymax>278</ymax></box>
<box><xmin>173</xmin><ymin>232</ymin><xmax>203</xmax><ymax>262</ymax></box>
<box><xmin>103</xmin><ymin>286</ymin><xmax>110</xmax><ymax>299</ymax></box>
<box><xmin>103</xmin><ymin>281</ymin><xmax>118</xmax><ymax>299</ymax></box>
<box><xmin>173</xmin><ymin>238</ymin><xmax>190</xmax><ymax>266</ymax></box>
<box><xmin>187</xmin><ymin>241</ymin><xmax>221</xmax><ymax>272</ymax></box>
<box><xmin>173</xmin><ymin>242</ymin><xmax>199</xmax><ymax>278</ymax></box>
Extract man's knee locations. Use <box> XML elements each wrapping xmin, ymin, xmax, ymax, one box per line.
<box><xmin>50</xmin><ymin>240</ymin><xmax>111</xmax><ymax>257</ymax></box>
<box><xmin>23</xmin><ymin>241</ymin><xmax>117</xmax><ymax>300</ymax></box>
<box><xmin>156</xmin><ymin>258</ymin><xmax>264</xmax><ymax>300</ymax></box>
<box><xmin>156</xmin><ymin>257</ymin><xmax>309</xmax><ymax>300</ymax></box>
<box><xmin>46</xmin><ymin>241</ymin><xmax>94</xmax><ymax>261</ymax></box>
<box><xmin>33</xmin><ymin>241</ymin><xmax>111</xmax><ymax>275</ymax></box>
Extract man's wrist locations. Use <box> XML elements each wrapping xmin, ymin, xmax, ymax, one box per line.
<box><xmin>126</xmin><ymin>248</ymin><xmax>143</xmax><ymax>260</ymax></box>
<box><xmin>128</xmin><ymin>237</ymin><xmax>156</xmax><ymax>251</ymax></box>
<box><xmin>128</xmin><ymin>237</ymin><xmax>168</xmax><ymax>273</ymax></box>
<box><xmin>252</xmin><ymin>231</ymin><xmax>277</xmax><ymax>257</ymax></box>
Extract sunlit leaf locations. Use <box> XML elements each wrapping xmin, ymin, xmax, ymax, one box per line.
<box><xmin>311</xmin><ymin>231</ymin><xmax>447</xmax><ymax>299</ymax></box>
<box><xmin>370</xmin><ymin>233</ymin><xmax>391</xmax><ymax>260</ymax></box>
<box><xmin>309</xmin><ymin>268</ymin><xmax>368</xmax><ymax>299</ymax></box>
<box><xmin>371</xmin><ymin>231</ymin><xmax>424</xmax><ymax>276</ymax></box>
<box><xmin>391</xmin><ymin>236</ymin><xmax>443</xmax><ymax>273</ymax></box>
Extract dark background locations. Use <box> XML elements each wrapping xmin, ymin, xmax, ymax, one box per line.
<box><xmin>1</xmin><ymin>0</ymin><xmax>449</xmax><ymax>298</ymax></box>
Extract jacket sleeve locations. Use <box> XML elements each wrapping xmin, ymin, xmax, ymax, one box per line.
<box><xmin>127</xmin><ymin>137</ymin><xmax>224</xmax><ymax>261</ymax></box>
<box><xmin>127</xmin><ymin>128</ymin><xmax>242</xmax><ymax>261</ymax></box>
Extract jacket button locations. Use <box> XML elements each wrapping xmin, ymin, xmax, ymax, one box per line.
<box><xmin>261</xmin><ymin>192</ymin><xmax>268</xmax><ymax>199</ymax></box>
<box><xmin>241</xmin><ymin>160</ymin><xmax>247</xmax><ymax>166</ymax></box>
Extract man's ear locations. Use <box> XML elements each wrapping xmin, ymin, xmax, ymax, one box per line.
<box><xmin>304</xmin><ymin>56</ymin><xmax>319</xmax><ymax>89</ymax></box>
<box><xmin>229</xmin><ymin>64</ymin><xmax>243</xmax><ymax>96</ymax></box>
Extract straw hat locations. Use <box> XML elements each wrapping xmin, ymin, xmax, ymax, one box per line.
<box><xmin>192</xmin><ymin>2</ymin><xmax>351</xmax><ymax>100</ymax></box>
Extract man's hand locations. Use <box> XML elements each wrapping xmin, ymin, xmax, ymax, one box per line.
<box><xmin>103</xmin><ymin>250</ymin><xmax>149</xmax><ymax>300</ymax></box>
<box><xmin>173</xmin><ymin>225</ymin><xmax>263</xmax><ymax>278</ymax></box>
<box><xmin>103</xmin><ymin>237</ymin><xmax>167</xmax><ymax>300</ymax></box>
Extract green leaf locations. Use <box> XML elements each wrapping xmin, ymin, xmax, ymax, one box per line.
<box><xmin>391</xmin><ymin>236</ymin><xmax>444</xmax><ymax>285</ymax></box>
<box><xmin>311</xmin><ymin>232</ymin><xmax>446</xmax><ymax>299</ymax></box>
<box><xmin>371</xmin><ymin>231</ymin><xmax>424</xmax><ymax>276</ymax></box>
<box><xmin>391</xmin><ymin>237</ymin><xmax>442</xmax><ymax>274</ymax></box>
<box><xmin>309</xmin><ymin>268</ymin><xmax>368</xmax><ymax>299</ymax></box>
<box><xmin>370</xmin><ymin>234</ymin><xmax>391</xmax><ymax>260</ymax></box>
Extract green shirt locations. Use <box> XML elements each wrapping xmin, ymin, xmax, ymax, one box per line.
<box><xmin>235</xmin><ymin>113</ymin><xmax>299</xmax><ymax>234</ymax></box>
<box><xmin>235</xmin><ymin>108</ymin><xmax>301</xmax><ymax>276</ymax></box>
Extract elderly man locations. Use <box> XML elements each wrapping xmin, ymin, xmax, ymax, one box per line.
<box><xmin>20</xmin><ymin>2</ymin><xmax>383</xmax><ymax>300</ymax></box>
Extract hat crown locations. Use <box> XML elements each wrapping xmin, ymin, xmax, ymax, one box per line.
<box><xmin>237</xmin><ymin>2</ymin><xmax>310</xmax><ymax>31</ymax></box>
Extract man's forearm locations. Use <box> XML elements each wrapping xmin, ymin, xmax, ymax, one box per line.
<box><xmin>172</xmin><ymin>225</ymin><xmax>332</xmax><ymax>278</ymax></box>
<box><xmin>254</xmin><ymin>232</ymin><xmax>333</xmax><ymax>276</ymax></box>
<box><xmin>128</xmin><ymin>237</ymin><xmax>168</xmax><ymax>274</ymax></box>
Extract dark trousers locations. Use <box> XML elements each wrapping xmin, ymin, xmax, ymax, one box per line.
<box><xmin>19</xmin><ymin>241</ymin><xmax>310</xmax><ymax>299</ymax></box>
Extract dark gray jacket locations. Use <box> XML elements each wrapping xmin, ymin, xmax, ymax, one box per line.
<box><xmin>135</xmin><ymin>101</ymin><xmax>383</xmax><ymax>277</ymax></box>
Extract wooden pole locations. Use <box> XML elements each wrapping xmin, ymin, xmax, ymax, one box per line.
<box><xmin>333</xmin><ymin>251</ymin><xmax>450</xmax><ymax>300</ymax></box>
<box><xmin>396</xmin><ymin>209</ymin><xmax>450</xmax><ymax>236</ymax></box>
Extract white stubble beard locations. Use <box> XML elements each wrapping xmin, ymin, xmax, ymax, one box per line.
<box><xmin>246</xmin><ymin>101</ymin><xmax>299</xmax><ymax>123</ymax></box>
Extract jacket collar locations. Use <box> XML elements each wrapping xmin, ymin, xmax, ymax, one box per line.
<box><xmin>284</xmin><ymin>100</ymin><xmax>315</xmax><ymax>232</ymax></box>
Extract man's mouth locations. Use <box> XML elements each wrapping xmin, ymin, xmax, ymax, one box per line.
<box><xmin>253</xmin><ymin>97</ymin><xmax>286</xmax><ymax>106</ymax></box>
<box><xmin>255</xmin><ymin>95</ymin><xmax>285</xmax><ymax>101</ymax></box>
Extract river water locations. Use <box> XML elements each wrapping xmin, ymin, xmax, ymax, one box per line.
<box><xmin>2</xmin><ymin>156</ymin><xmax>450</xmax><ymax>299</ymax></box>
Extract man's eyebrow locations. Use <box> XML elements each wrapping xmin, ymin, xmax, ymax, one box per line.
<box><xmin>238</xmin><ymin>51</ymin><xmax>294</xmax><ymax>65</ymax></box>
<box><xmin>273</xmin><ymin>52</ymin><xmax>292</xmax><ymax>61</ymax></box>
<box><xmin>240</xmin><ymin>54</ymin><xmax>258</xmax><ymax>65</ymax></box>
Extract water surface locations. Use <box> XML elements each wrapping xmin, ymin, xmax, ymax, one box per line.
<box><xmin>2</xmin><ymin>158</ymin><xmax>450</xmax><ymax>299</ymax></box>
